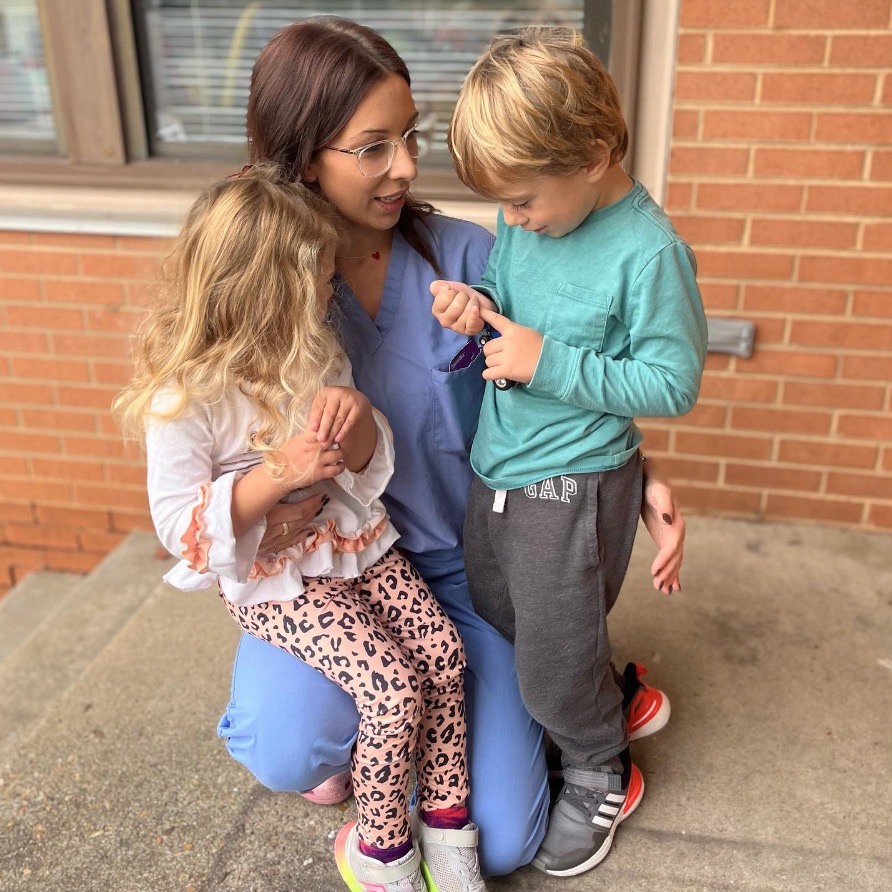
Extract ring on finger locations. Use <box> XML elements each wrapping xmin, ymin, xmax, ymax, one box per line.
<box><xmin>281</xmin><ymin>521</ymin><xmax>289</xmax><ymax>536</ymax></box>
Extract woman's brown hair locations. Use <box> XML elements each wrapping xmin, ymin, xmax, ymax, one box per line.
<box><xmin>247</xmin><ymin>16</ymin><xmax>441</xmax><ymax>274</ymax></box>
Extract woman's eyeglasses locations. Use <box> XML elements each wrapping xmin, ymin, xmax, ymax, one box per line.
<box><xmin>323</xmin><ymin>124</ymin><xmax>431</xmax><ymax>177</ymax></box>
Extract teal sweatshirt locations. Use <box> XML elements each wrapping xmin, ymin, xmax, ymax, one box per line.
<box><xmin>471</xmin><ymin>180</ymin><xmax>708</xmax><ymax>491</ymax></box>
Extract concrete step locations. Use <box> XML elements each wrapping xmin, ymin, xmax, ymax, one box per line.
<box><xmin>0</xmin><ymin>571</ymin><xmax>81</xmax><ymax>664</ymax></box>
<box><xmin>0</xmin><ymin>531</ymin><xmax>174</xmax><ymax>762</ymax></box>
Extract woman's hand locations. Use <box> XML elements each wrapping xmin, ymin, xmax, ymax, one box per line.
<box><xmin>640</xmin><ymin>457</ymin><xmax>685</xmax><ymax>595</ymax></box>
<box><xmin>259</xmin><ymin>494</ymin><xmax>327</xmax><ymax>554</ymax></box>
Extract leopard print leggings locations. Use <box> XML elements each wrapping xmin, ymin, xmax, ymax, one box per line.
<box><xmin>224</xmin><ymin>548</ymin><xmax>468</xmax><ymax>849</ymax></box>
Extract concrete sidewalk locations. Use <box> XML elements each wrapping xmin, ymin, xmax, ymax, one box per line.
<box><xmin>1</xmin><ymin>516</ymin><xmax>890</xmax><ymax>891</ymax></box>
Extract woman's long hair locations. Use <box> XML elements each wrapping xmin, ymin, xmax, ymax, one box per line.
<box><xmin>114</xmin><ymin>166</ymin><xmax>342</xmax><ymax>474</ymax></box>
<box><xmin>247</xmin><ymin>16</ymin><xmax>442</xmax><ymax>274</ymax></box>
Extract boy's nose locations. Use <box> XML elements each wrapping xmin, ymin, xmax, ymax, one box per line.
<box><xmin>502</xmin><ymin>205</ymin><xmax>526</xmax><ymax>227</ymax></box>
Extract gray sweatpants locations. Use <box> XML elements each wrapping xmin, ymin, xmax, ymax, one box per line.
<box><xmin>463</xmin><ymin>453</ymin><xmax>644</xmax><ymax>769</ymax></box>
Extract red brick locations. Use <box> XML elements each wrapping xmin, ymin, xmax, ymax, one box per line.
<box><xmin>725</xmin><ymin>462</ymin><xmax>822</xmax><ymax>492</ymax></box>
<box><xmin>775</xmin><ymin>0</ymin><xmax>890</xmax><ymax>28</ymax></box>
<box><xmin>837</xmin><ymin>413</ymin><xmax>892</xmax><ymax>441</ymax></box>
<box><xmin>830</xmin><ymin>35</ymin><xmax>892</xmax><ymax>67</ymax></box>
<box><xmin>702</xmin><ymin>110</ymin><xmax>812</xmax><ymax>142</ymax></box>
<box><xmin>783</xmin><ymin>381</ymin><xmax>885</xmax><ymax>411</ymax></box>
<box><xmin>6</xmin><ymin>304</ymin><xmax>84</xmax><ymax>330</ymax></box>
<box><xmin>675</xmin><ymin>72</ymin><xmax>757</xmax><ymax>102</ymax></box>
<box><xmin>55</xmin><ymin>385</ymin><xmax>122</xmax><ymax>410</ymax></box>
<box><xmin>697</xmin><ymin>183</ymin><xmax>803</xmax><ymax>212</ymax></box>
<box><xmin>696</xmin><ymin>249</ymin><xmax>794</xmax><ymax>281</ymax></box>
<box><xmin>52</xmin><ymin>333</ymin><xmax>132</xmax><ymax>360</ymax></box>
<box><xmin>699</xmin><ymin>282</ymin><xmax>741</xmax><ymax>310</ymax></box>
<box><xmin>106</xmin><ymin>464</ymin><xmax>147</xmax><ymax>486</ymax></box>
<box><xmin>747</xmin><ymin>315</ymin><xmax>786</xmax><ymax>345</ymax></box>
<box><xmin>712</xmin><ymin>34</ymin><xmax>827</xmax><ymax>65</ymax></box>
<box><xmin>665</xmin><ymin>181</ymin><xmax>694</xmax><ymax>212</ymax></box>
<box><xmin>868</xmin><ymin>504</ymin><xmax>892</xmax><ymax>529</ymax></box>
<box><xmin>778</xmin><ymin>438</ymin><xmax>877</xmax><ymax>470</ymax></box>
<box><xmin>670</xmin><ymin>146</ymin><xmax>750</xmax><ymax>177</ymax></box>
<box><xmin>750</xmin><ymin>219</ymin><xmax>858</xmax><ymax>250</ymax></box>
<box><xmin>49</xmin><ymin>551</ymin><xmax>103</xmax><ymax>574</ymax></box>
<box><xmin>44</xmin><ymin>280</ymin><xmax>126</xmax><ymax>306</ymax></box>
<box><xmin>0</xmin><ymin>330</ymin><xmax>50</xmax><ymax>353</ymax></box>
<box><xmin>0</xmin><ymin>277</ymin><xmax>41</xmax><ymax>300</ymax></box>
<box><xmin>34</xmin><ymin>506</ymin><xmax>111</xmax><ymax>528</ymax></box>
<box><xmin>814</xmin><ymin>114</ymin><xmax>892</xmax><ymax>147</ymax></box>
<box><xmin>840</xmin><ymin>354</ymin><xmax>892</xmax><ymax>382</ymax></box>
<box><xmin>115</xmin><ymin>235</ymin><xmax>175</xmax><ymax>253</ymax></box>
<box><xmin>762</xmin><ymin>73</ymin><xmax>876</xmax><ymax>106</ymax></box>
<box><xmin>0</xmin><ymin>456</ymin><xmax>28</xmax><ymax>475</ymax></box>
<box><xmin>20</xmin><ymin>408</ymin><xmax>96</xmax><ymax>433</ymax></box>
<box><xmin>5</xmin><ymin>523</ymin><xmax>79</xmax><ymax>550</ymax></box>
<box><xmin>733</xmin><ymin>406</ymin><xmax>832</xmax><ymax>435</ymax></box>
<box><xmin>791</xmin><ymin>319</ymin><xmax>892</xmax><ymax>350</ymax></box>
<box><xmin>681</xmin><ymin>0</ymin><xmax>770</xmax><ymax>27</ymax></box>
<box><xmin>85</xmin><ymin>308</ymin><xmax>144</xmax><ymax>333</ymax></box>
<box><xmin>77</xmin><ymin>530</ymin><xmax>128</xmax><ymax>553</ymax></box>
<box><xmin>64</xmin><ymin>436</ymin><xmax>141</xmax><ymax>461</ymax></box>
<box><xmin>673</xmin><ymin>215</ymin><xmax>745</xmax><ymax>245</ymax></box>
<box><xmin>862</xmin><ymin>223</ymin><xmax>892</xmax><ymax>253</ymax></box>
<box><xmin>0</xmin><ymin>431</ymin><xmax>61</xmax><ymax>454</ymax></box>
<box><xmin>109</xmin><ymin>511</ymin><xmax>156</xmax><ymax>534</ymax></box>
<box><xmin>675</xmin><ymin>430</ymin><xmax>773</xmax><ymax>460</ymax></box>
<box><xmin>31</xmin><ymin>457</ymin><xmax>106</xmax><ymax>482</ymax></box>
<box><xmin>851</xmin><ymin>291</ymin><xmax>892</xmax><ymax>319</ymax></box>
<box><xmin>0</xmin><ymin>230</ymin><xmax>32</xmax><ymax>244</ymax></box>
<box><xmin>34</xmin><ymin>232</ymin><xmax>116</xmax><ymax>249</ymax></box>
<box><xmin>0</xmin><ymin>381</ymin><xmax>55</xmax><ymax>404</ymax></box>
<box><xmin>807</xmin><ymin>184</ymin><xmax>892</xmax><ymax>217</ymax></box>
<box><xmin>765</xmin><ymin>493</ymin><xmax>863</xmax><ymax>525</ymax></box>
<box><xmin>0</xmin><ymin>250</ymin><xmax>79</xmax><ymax>276</ymax></box>
<box><xmin>677</xmin><ymin>484</ymin><xmax>763</xmax><ymax>515</ymax></box>
<box><xmin>12</xmin><ymin>357</ymin><xmax>90</xmax><ymax>383</ymax></box>
<box><xmin>883</xmin><ymin>449</ymin><xmax>892</xmax><ymax>474</ymax></box>
<box><xmin>125</xmin><ymin>281</ymin><xmax>163</xmax><ymax>307</ymax></box>
<box><xmin>677</xmin><ymin>402</ymin><xmax>729</xmax><ymax>428</ymax></box>
<box><xmin>799</xmin><ymin>255</ymin><xmax>892</xmax><ymax>289</ymax></box>
<box><xmin>826</xmin><ymin>471</ymin><xmax>892</xmax><ymax>500</ymax></box>
<box><xmin>635</xmin><ymin>426</ymin><xmax>670</xmax><ymax>453</ymax></box>
<box><xmin>871</xmin><ymin>151</ymin><xmax>892</xmax><ymax>181</ymax></box>
<box><xmin>73</xmin><ymin>484</ymin><xmax>149</xmax><ymax>511</ymax></box>
<box><xmin>81</xmin><ymin>253</ymin><xmax>161</xmax><ymax>281</ymax></box>
<box><xmin>700</xmin><ymin>375</ymin><xmax>780</xmax><ymax>403</ymax></box>
<box><xmin>677</xmin><ymin>33</ymin><xmax>707</xmax><ymax>64</ymax></box>
<box><xmin>742</xmin><ymin>348</ymin><xmax>837</xmax><ymax>378</ymax></box>
<box><xmin>743</xmin><ymin>285</ymin><xmax>847</xmax><ymax>316</ymax></box>
<box><xmin>0</xmin><ymin>479</ymin><xmax>73</xmax><ymax>501</ymax></box>
<box><xmin>753</xmin><ymin>148</ymin><xmax>865</xmax><ymax>180</ymax></box>
<box><xmin>650</xmin><ymin>456</ymin><xmax>721</xmax><ymax>484</ymax></box>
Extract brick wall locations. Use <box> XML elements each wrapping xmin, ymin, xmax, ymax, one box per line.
<box><xmin>1</xmin><ymin>0</ymin><xmax>891</xmax><ymax>596</ymax></box>
<box><xmin>642</xmin><ymin>0</ymin><xmax>892</xmax><ymax>527</ymax></box>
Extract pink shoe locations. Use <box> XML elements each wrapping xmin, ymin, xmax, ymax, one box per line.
<box><xmin>301</xmin><ymin>770</ymin><xmax>353</xmax><ymax>805</ymax></box>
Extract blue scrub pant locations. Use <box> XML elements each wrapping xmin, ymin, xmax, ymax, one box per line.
<box><xmin>217</xmin><ymin>548</ymin><xmax>550</xmax><ymax>877</ymax></box>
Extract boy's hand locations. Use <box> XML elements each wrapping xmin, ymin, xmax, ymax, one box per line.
<box><xmin>308</xmin><ymin>386</ymin><xmax>371</xmax><ymax>445</ymax></box>
<box><xmin>478</xmin><ymin>307</ymin><xmax>542</xmax><ymax>385</ymax></box>
<box><xmin>430</xmin><ymin>279</ymin><xmax>494</xmax><ymax>335</ymax></box>
<box><xmin>640</xmin><ymin>463</ymin><xmax>685</xmax><ymax>594</ymax></box>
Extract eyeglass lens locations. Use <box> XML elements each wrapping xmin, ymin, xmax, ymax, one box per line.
<box><xmin>358</xmin><ymin>130</ymin><xmax>425</xmax><ymax>177</ymax></box>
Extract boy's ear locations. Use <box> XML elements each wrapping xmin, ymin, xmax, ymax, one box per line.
<box><xmin>583</xmin><ymin>140</ymin><xmax>612</xmax><ymax>182</ymax></box>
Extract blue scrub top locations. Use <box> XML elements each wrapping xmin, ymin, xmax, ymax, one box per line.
<box><xmin>334</xmin><ymin>213</ymin><xmax>494</xmax><ymax>556</ymax></box>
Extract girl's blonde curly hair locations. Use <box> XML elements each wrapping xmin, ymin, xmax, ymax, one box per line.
<box><xmin>114</xmin><ymin>164</ymin><xmax>342</xmax><ymax>473</ymax></box>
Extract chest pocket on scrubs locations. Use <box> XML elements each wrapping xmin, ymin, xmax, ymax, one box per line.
<box><xmin>546</xmin><ymin>282</ymin><xmax>613</xmax><ymax>352</ymax></box>
<box><xmin>430</xmin><ymin>360</ymin><xmax>486</xmax><ymax>455</ymax></box>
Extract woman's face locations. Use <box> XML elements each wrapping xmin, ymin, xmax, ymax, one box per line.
<box><xmin>305</xmin><ymin>73</ymin><xmax>419</xmax><ymax>236</ymax></box>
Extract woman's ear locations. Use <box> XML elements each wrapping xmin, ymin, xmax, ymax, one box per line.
<box><xmin>584</xmin><ymin>139</ymin><xmax>612</xmax><ymax>182</ymax></box>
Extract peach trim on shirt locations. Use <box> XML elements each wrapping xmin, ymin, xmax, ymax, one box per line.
<box><xmin>180</xmin><ymin>482</ymin><xmax>212</xmax><ymax>573</ymax></box>
<box><xmin>248</xmin><ymin>515</ymin><xmax>390</xmax><ymax>580</ymax></box>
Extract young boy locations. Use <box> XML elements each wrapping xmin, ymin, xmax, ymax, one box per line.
<box><xmin>430</xmin><ymin>27</ymin><xmax>707</xmax><ymax>877</ymax></box>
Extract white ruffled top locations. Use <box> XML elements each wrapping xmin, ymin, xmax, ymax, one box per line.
<box><xmin>145</xmin><ymin>358</ymin><xmax>398</xmax><ymax>607</ymax></box>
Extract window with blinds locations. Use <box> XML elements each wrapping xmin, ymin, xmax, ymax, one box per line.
<box><xmin>0</xmin><ymin>0</ymin><xmax>55</xmax><ymax>153</ymax></box>
<box><xmin>132</xmin><ymin>1</ymin><xmax>587</xmax><ymax>164</ymax></box>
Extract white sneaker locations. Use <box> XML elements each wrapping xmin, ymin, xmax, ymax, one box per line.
<box><xmin>414</xmin><ymin>816</ymin><xmax>488</xmax><ymax>892</ymax></box>
<box><xmin>334</xmin><ymin>821</ymin><xmax>426</xmax><ymax>892</ymax></box>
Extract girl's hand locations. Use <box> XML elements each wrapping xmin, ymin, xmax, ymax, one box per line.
<box><xmin>640</xmin><ymin>459</ymin><xmax>685</xmax><ymax>594</ymax></box>
<box><xmin>279</xmin><ymin>429</ymin><xmax>345</xmax><ymax>488</ymax></box>
<box><xmin>308</xmin><ymin>386</ymin><xmax>370</xmax><ymax>446</ymax></box>
<box><xmin>259</xmin><ymin>494</ymin><xmax>327</xmax><ymax>553</ymax></box>
<box><xmin>430</xmin><ymin>280</ymin><xmax>493</xmax><ymax>335</ymax></box>
<box><xmin>477</xmin><ymin>307</ymin><xmax>543</xmax><ymax>385</ymax></box>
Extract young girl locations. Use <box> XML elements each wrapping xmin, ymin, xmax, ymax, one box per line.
<box><xmin>114</xmin><ymin>166</ymin><xmax>488</xmax><ymax>892</ymax></box>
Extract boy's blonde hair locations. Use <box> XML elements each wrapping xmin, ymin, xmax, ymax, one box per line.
<box><xmin>114</xmin><ymin>165</ymin><xmax>341</xmax><ymax>472</ymax></box>
<box><xmin>448</xmin><ymin>27</ymin><xmax>628</xmax><ymax>198</ymax></box>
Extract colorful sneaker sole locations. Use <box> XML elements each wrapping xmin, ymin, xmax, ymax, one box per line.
<box><xmin>334</xmin><ymin>821</ymin><xmax>366</xmax><ymax>892</ymax></box>
<box><xmin>533</xmin><ymin>763</ymin><xmax>645</xmax><ymax>877</ymax></box>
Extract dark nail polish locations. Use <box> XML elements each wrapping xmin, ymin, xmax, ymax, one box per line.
<box><xmin>314</xmin><ymin>508</ymin><xmax>324</xmax><ymax>518</ymax></box>
<box><xmin>662</xmin><ymin>512</ymin><xmax>672</xmax><ymax>524</ymax></box>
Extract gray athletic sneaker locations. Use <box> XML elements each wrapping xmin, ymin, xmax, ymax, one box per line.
<box><xmin>531</xmin><ymin>760</ymin><xmax>644</xmax><ymax>877</ymax></box>
<box><xmin>412</xmin><ymin>813</ymin><xmax>488</xmax><ymax>892</ymax></box>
